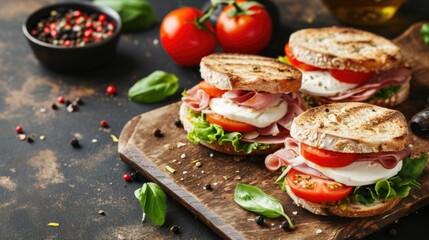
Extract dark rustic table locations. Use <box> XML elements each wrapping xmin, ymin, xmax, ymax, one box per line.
<box><xmin>1</xmin><ymin>0</ymin><xmax>428</xmax><ymax>239</ymax></box>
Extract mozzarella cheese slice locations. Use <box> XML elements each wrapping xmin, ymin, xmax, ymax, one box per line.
<box><xmin>300</xmin><ymin>71</ymin><xmax>358</xmax><ymax>97</ymax></box>
<box><xmin>300</xmin><ymin>156</ymin><xmax>403</xmax><ymax>186</ymax></box>
<box><xmin>209</xmin><ymin>98</ymin><xmax>287</xmax><ymax>128</ymax></box>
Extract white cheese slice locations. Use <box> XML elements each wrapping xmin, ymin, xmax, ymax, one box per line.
<box><xmin>209</xmin><ymin>98</ymin><xmax>287</xmax><ymax>128</ymax></box>
<box><xmin>300</xmin><ymin>71</ymin><xmax>358</xmax><ymax>97</ymax></box>
<box><xmin>300</xmin><ymin>156</ymin><xmax>402</xmax><ymax>186</ymax></box>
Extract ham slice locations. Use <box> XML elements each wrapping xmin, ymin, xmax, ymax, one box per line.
<box><xmin>356</xmin><ymin>147</ymin><xmax>411</xmax><ymax>169</ymax></box>
<box><xmin>223</xmin><ymin>90</ymin><xmax>282</xmax><ymax>110</ymax></box>
<box><xmin>265</xmin><ymin>137</ymin><xmax>410</xmax><ymax>178</ymax></box>
<box><xmin>181</xmin><ymin>86</ymin><xmax>210</xmax><ymax>112</ymax></box>
<box><xmin>328</xmin><ymin>67</ymin><xmax>411</xmax><ymax>101</ymax></box>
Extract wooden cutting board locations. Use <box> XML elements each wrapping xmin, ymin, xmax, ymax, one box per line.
<box><xmin>118</xmin><ymin>23</ymin><xmax>429</xmax><ymax>240</ymax></box>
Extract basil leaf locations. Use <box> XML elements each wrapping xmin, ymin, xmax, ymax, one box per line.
<box><xmin>234</xmin><ymin>184</ymin><xmax>294</xmax><ymax>229</ymax></box>
<box><xmin>128</xmin><ymin>71</ymin><xmax>179</xmax><ymax>103</ymax></box>
<box><xmin>399</xmin><ymin>154</ymin><xmax>428</xmax><ymax>180</ymax></box>
<box><xmin>134</xmin><ymin>182</ymin><xmax>167</xmax><ymax>226</ymax></box>
<box><xmin>94</xmin><ymin>0</ymin><xmax>156</xmax><ymax>31</ymax></box>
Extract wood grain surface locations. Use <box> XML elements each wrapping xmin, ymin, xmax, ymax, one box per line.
<box><xmin>118</xmin><ymin>23</ymin><xmax>429</xmax><ymax>240</ymax></box>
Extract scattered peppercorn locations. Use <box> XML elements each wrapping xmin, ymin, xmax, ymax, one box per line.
<box><xmin>203</xmin><ymin>183</ymin><xmax>212</xmax><ymax>190</ymax></box>
<box><xmin>255</xmin><ymin>215</ymin><xmax>265</xmax><ymax>225</ymax></box>
<box><xmin>70</xmin><ymin>137</ymin><xmax>80</xmax><ymax>148</ymax></box>
<box><xmin>67</xmin><ymin>103</ymin><xmax>79</xmax><ymax>112</ymax></box>
<box><xmin>123</xmin><ymin>173</ymin><xmax>132</xmax><ymax>182</ymax></box>
<box><xmin>153</xmin><ymin>128</ymin><xmax>163</xmax><ymax>137</ymax></box>
<box><xmin>131</xmin><ymin>171</ymin><xmax>139</xmax><ymax>181</ymax></box>
<box><xmin>174</xmin><ymin>118</ymin><xmax>183</xmax><ymax>128</ymax></box>
<box><xmin>280</xmin><ymin>221</ymin><xmax>294</xmax><ymax>231</ymax></box>
<box><xmin>98</xmin><ymin>210</ymin><xmax>106</xmax><ymax>216</ymax></box>
<box><xmin>74</xmin><ymin>97</ymin><xmax>83</xmax><ymax>105</ymax></box>
<box><xmin>57</xmin><ymin>96</ymin><xmax>65</xmax><ymax>104</ymax></box>
<box><xmin>27</xmin><ymin>137</ymin><xmax>34</xmax><ymax>143</ymax></box>
<box><xmin>100</xmin><ymin>120</ymin><xmax>109</xmax><ymax>128</ymax></box>
<box><xmin>170</xmin><ymin>225</ymin><xmax>180</xmax><ymax>234</ymax></box>
<box><xmin>15</xmin><ymin>126</ymin><xmax>23</xmax><ymax>134</ymax></box>
<box><xmin>30</xmin><ymin>9</ymin><xmax>115</xmax><ymax>47</ymax></box>
<box><xmin>51</xmin><ymin>103</ymin><xmax>58</xmax><ymax>110</ymax></box>
<box><xmin>106</xmin><ymin>85</ymin><xmax>117</xmax><ymax>95</ymax></box>
<box><xmin>65</xmin><ymin>100</ymin><xmax>72</xmax><ymax>106</ymax></box>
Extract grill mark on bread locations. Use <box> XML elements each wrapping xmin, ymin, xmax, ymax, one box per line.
<box><xmin>200</xmin><ymin>53</ymin><xmax>302</xmax><ymax>92</ymax></box>
<box><xmin>289</xmin><ymin>27</ymin><xmax>402</xmax><ymax>72</ymax></box>
<box><xmin>291</xmin><ymin>102</ymin><xmax>408</xmax><ymax>153</ymax></box>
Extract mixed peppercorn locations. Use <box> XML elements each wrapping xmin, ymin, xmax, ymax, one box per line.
<box><xmin>30</xmin><ymin>8</ymin><xmax>115</xmax><ymax>47</ymax></box>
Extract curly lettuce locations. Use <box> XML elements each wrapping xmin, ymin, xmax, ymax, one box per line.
<box><xmin>352</xmin><ymin>154</ymin><xmax>427</xmax><ymax>205</ymax></box>
<box><xmin>186</xmin><ymin>111</ymin><xmax>272</xmax><ymax>154</ymax></box>
<box><xmin>369</xmin><ymin>85</ymin><xmax>401</xmax><ymax>101</ymax></box>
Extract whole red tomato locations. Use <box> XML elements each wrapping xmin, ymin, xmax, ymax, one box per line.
<box><xmin>216</xmin><ymin>1</ymin><xmax>272</xmax><ymax>54</ymax></box>
<box><xmin>160</xmin><ymin>7</ymin><xmax>217</xmax><ymax>66</ymax></box>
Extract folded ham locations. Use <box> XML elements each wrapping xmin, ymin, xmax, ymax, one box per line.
<box><xmin>182</xmin><ymin>86</ymin><xmax>307</xmax><ymax>144</ymax></box>
<box><xmin>265</xmin><ymin>137</ymin><xmax>410</xmax><ymax>174</ymax></box>
<box><xmin>326</xmin><ymin>67</ymin><xmax>411</xmax><ymax>101</ymax></box>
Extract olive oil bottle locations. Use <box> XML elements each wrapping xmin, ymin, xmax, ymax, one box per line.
<box><xmin>322</xmin><ymin>0</ymin><xmax>404</xmax><ymax>25</ymax></box>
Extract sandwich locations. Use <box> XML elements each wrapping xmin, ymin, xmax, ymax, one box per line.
<box><xmin>180</xmin><ymin>53</ymin><xmax>307</xmax><ymax>155</ymax></box>
<box><xmin>265</xmin><ymin>102</ymin><xmax>427</xmax><ymax>217</ymax></box>
<box><xmin>284</xmin><ymin>27</ymin><xmax>411</xmax><ymax>107</ymax></box>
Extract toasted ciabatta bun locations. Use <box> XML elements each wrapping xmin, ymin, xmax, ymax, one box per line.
<box><xmin>200</xmin><ymin>53</ymin><xmax>302</xmax><ymax>93</ymax></box>
<box><xmin>285</xmin><ymin>185</ymin><xmax>401</xmax><ymax>217</ymax></box>
<box><xmin>289</xmin><ymin>27</ymin><xmax>402</xmax><ymax>72</ymax></box>
<box><xmin>306</xmin><ymin>81</ymin><xmax>411</xmax><ymax>108</ymax></box>
<box><xmin>290</xmin><ymin>102</ymin><xmax>408</xmax><ymax>153</ymax></box>
<box><xmin>179</xmin><ymin>103</ymin><xmax>283</xmax><ymax>155</ymax></box>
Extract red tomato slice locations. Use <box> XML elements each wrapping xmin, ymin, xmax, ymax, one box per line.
<box><xmin>329</xmin><ymin>69</ymin><xmax>375</xmax><ymax>84</ymax></box>
<box><xmin>301</xmin><ymin>143</ymin><xmax>357</xmax><ymax>168</ymax></box>
<box><xmin>198</xmin><ymin>81</ymin><xmax>227</xmax><ymax>98</ymax></box>
<box><xmin>287</xmin><ymin>169</ymin><xmax>352</xmax><ymax>203</ymax></box>
<box><xmin>284</xmin><ymin>44</ymin><xmax>319</xmax><ymax>71</ymax></box>
<box><xmin>206</xmin><ymin>113</ymin><xmax>255</xmax><ymax>133</ymax></box>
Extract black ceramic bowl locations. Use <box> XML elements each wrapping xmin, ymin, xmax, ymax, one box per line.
<box><xmin>22</xmin><ymin>1</ymin><xmax>122</xmax><ymax>72</ymax></box>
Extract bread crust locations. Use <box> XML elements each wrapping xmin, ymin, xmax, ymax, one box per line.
<box><xmin>290</xmin><ymin>102</ymin><xmax>408</xmax><ymax>153</ymax></box>
<box><xmin>285</xmin><ymin>185</ymin><xmax>401</xmax><ymax>217</ymax></box>
<box><xmin>200</xmin><ymin>53</ymin><xmax>302</xmax><ymax>93</ymax></box>
<box><xmin>304</xmin><ymin>81</ymin><xmax>410</xmax><ymax>108</ymax></box>
<box><xmin>289</xmin><ymin>27</ymin><xmax>402</xmax><ymax>72</ymax></box>
<box><xmin>179</xmin><ymin>102</ymin><xmax>281</xmax><ymax>155</ymax></box>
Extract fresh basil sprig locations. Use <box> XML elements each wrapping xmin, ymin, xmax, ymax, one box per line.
<box><xmin>128</xmin><ymin>70</ymin><xmax>179</xmax><ymax>103</ymax></box>
<box><xmin>134</xmin><ymin>182</ymin><xmax>167</xmax><ymax>226</ymax></box>
<box><xmin>420</xmin><ymin>23</ymin><xmax>429</xmax><ymax>46</ymax></box>
<box><xmin>234</xmin><ymin>183</ymin><xmax>294</xmax><ymax>229</ymax></box>
<box><xmin>94</xmin><ymin>0</ymin><xmax>156</xmax><ymax>31</ymax></box>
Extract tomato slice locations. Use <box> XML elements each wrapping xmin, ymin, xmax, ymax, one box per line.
<box><xmin>301</xmin><ymin>143</ymin><xmax>357</xmax><ymax>168</ymax></box>
<box><xmin>284</xmin><ymin>44</ymin><xmax>319</xmax><ymax>71</ymax></box>
<box><xmin>287</xmin><ymin>169</ymin><xmax>352</xmax><ymax>203</ymax></box>
<box><xmin>206</xmin><ymin>113</ymin><xmax>255</xmax><ymax>133</ymax></box>
<box><xmin>198</xmin><ymin>81</ymin><xmax>227</xmax><ymax>98</ymax></box>
<box><xmin>329</xmin><ymin>69</ymin><xmax>374</xmax><ymax>84</ymax></box>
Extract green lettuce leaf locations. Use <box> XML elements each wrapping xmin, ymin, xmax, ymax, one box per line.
<box><xmin>351</xmin><ymin>155</ymin><xmax>427</xmax><ymax>205</ymax></box>
<box><xmin>369</xmin><ymin>85</ymin><xmax>401</xmax><ymax>101</ymax></box>
<box><xmin>187</xmin><ymin>111</ymin><xmax>272</xmax><ymax>154</ymax></box>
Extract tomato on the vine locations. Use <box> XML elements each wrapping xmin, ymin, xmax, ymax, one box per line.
<box><xmin>160</xmin><ymin>7</ymin><xmax>217</xmax><ymax>66</ymax></box>
<box><xmin>216</xmin><ymin>0</ymin><xmax>272</xmax><ymax>54</ymax></box>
